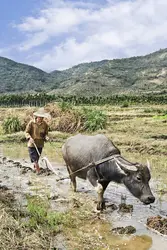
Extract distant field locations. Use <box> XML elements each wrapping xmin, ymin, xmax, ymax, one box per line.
<box><xmin>103</xmin><ymin>104</ymin><xmax>167</xmax><ymax>186</ymax></box>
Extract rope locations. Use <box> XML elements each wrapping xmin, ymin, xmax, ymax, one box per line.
<box><xmin>33</xmin><ymin>141</ymin><xmax>121</xmax><ymax>181</ymax></box>
<box><xmin>32</xmin><ymin>142</ymin><xmax>58</xmax><ymax>174</ymax></box>
<box><xmin>32</xmin><ymin>142</ymin><xmax>65</xmax><ymax>179</ymax></box>
<box><xmin>33</xmin><ymin>142</ymin><xmax>41</xmax><ymax>157</ymax></box>
<box><xmin>55</xmin><ymin>154</ymin><xmax>121</xmax><ymax>181</ymax></box>
<box><xmin>41</xmin><ymin>157</ymin><xmax>59</xmax><ymax>176</ymax></box>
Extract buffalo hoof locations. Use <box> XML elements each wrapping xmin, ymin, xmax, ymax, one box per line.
<box><xmin>70</xmin><ymin>183</ymin><xmax>76</xmax><ymax>192</ymax></box>
<box><xmin>97</xmin><ymin>201</ymin><xmax>106</xmax><ymax>211</ymax></box>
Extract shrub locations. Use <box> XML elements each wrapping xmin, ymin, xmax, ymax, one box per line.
<box><xmin>58</xmin><ymin>101</ymin><xmax>72</xmax><ymax>112</ymax></box>
<box><xmin>2</xmin><ymin>116</ymin><xmax>22</xmax><ymax>134</ymax></box>
<box><xmin>121</xmin><ymin>102</ymin><xmax>129</xmax><ymax>108</ymax></box>
<box><xmin>82</xmin><ymin>108</ymin><xmax>107</xmax><ymax>132</ymax></box>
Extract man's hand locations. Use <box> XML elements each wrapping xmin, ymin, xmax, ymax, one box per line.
<box><xmin>45</xmin><ymin>136</ymin><xmax>50</xmax><ymax>142</ymax></box>
<box><xmin>29</xmin><ymin>137</ymin><xmax>34</xmax><ymax>143</ymax></box>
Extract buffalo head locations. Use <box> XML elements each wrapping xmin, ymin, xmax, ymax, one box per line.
<box><xmin>115</xmin><ymin>158</ymin><xmax>155</xmax><ymax>204</ymax></box>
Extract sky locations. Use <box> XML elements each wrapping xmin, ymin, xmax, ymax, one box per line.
<box><xmin>0</xmin><ymin>0</ymin><xmax>167</xmax><ymax>72</ymax></box>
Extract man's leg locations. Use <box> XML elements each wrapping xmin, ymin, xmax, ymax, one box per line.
<box><xmin>28</xmin><ymin>147</ymin><xmax>42</xmax><ymax>174</ymax></box>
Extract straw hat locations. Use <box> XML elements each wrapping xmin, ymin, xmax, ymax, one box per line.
<box><xmin>33</xmin><ymin>108</ymin><xmax>50</xmax><ymax>118</ymax></box>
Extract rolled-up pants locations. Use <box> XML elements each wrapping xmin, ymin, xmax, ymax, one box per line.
<box><xmin>28</xmin><ymin>147</ymin><xmax>42</xmax><ymax>163</ymax></box>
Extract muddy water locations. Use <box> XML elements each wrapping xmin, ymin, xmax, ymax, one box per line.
<box><xmin>1</xmin><ymin>142</ymin><xmax>167</xmax><ymax>250</ymax></box>
<box><xmin>105</xmin><ymin>184</ymin><xmax>167</xmax><ymax>249</ymax></box>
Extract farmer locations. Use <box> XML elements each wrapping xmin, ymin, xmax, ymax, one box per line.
<box><xmin>25</xmin><ymin>108</ymin><xmax>50</xmax><ymax>174</ymax></box>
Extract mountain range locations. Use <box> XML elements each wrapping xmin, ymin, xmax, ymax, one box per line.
<box><xmin>1</xmin><ymin>48</ymin><xmax>167</xmax><ymax>96</ymax></box>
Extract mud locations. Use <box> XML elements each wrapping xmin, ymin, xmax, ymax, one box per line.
<box><xmin>112</xmin><ymin>225</ymin><xmax>136</xmax><ymax>234</ymax></box>
<box><xmin>118</xmin><ymin>203</ymin><xmax>133</xmax><ymax>213</ymax></box>
<box><xmin>1</xmin><ymin>144</ymin><xmax>167</xmax><ymax>249</ymax></box>
<box><xmin>147</xmin><ymin>216</ymin><xmax>167</xmax><ymax>235</ymax></box>
<box><xmin>0</xmin><ymin>185</ymin><xmax>15</xmax><ymax>205</ymax></box>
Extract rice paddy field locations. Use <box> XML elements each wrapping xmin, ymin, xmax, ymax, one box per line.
<box><xmin>0</xmin><ymin>103</ymin><xmax>167</xmax><ymax>250</ymax></box>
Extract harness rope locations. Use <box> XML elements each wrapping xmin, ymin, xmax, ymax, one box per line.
<box><xmin>33</xmin><ymin>141</ymin><xmax>121</xmax><ymax>181</ymax></box>
<box><xmin>56</xmin><ymin>154</ymin><xmax>121</xmax><ymax>181</ymax></box>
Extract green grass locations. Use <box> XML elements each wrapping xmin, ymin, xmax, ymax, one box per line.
<box><xmin>25</xmin><ymin>195</ymin><xmax>75</xmax><ymax>232</ymax></box>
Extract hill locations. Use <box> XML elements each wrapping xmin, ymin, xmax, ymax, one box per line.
<box><xmin>0</xmin><ymin>48</ymin><xmax>167</xmax><ymax>95</ymax></box>
<box><xmin>50</xmin><ymin>48</ymin><xmax>167</xmax><ymax>96</ymax></box>
<box><xmin>0</xmin><ymin>57</ymin><xmax>55</xmax><ymax>93</ymax></box>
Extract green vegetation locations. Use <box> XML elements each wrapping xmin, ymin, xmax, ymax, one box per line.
<box><xmin>0</xmin><ymin>93</ymin><xmax>54</xmax><ymax>107</ymax></box>
<box><xmin>26</xmin><ymin>196</ymin><xmax>74</xmax><ymax>232</ymax></box>
<box><xmin>2</xmin><ymin>116</ymin><xmax>22</xmax><ymax>133</ymax></box>
<box><xmin>153</xmin><ymin>114</ymin><xmax>167</xmax><ymax>120</ymax></box>
<box><xmin>0</xmin><ymin>92</ymin><xmax>167</xmax><ymax>108</ymax></box>
<box><xmin>0</xmin><ymin>57</ymin><xmax>52</xmax><ymax>93</ymax></box>
<box><xmin>82</xmin><ymin>108</ymin><xmax>107</xmax><ymax>131</ymax></box>
<box><xmin>58</xmin><ymin>100</ymin><xmax>72</xmax><ymax>111</ymax></box>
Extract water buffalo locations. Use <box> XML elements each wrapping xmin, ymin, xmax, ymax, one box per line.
<box><xmin>62</xmin><ymin>134</ymin><xmax>155</xmax><ymax>210</ymax></box>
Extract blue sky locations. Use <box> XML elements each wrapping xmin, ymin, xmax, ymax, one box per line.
<box><xmin>0</xmin><ymin>0</ymin><xmax>167</xmax><ymax>72</ymax></box>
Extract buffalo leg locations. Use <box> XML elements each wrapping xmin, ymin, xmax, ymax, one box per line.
<box><xmin>67</xmin><ymin>165</ymin><xmax>77</xmax><ymax>192</ymax></box>
<box><xmin>97</xmin><ymin>181</ymin><xmax>110</xmax><ymax>210</ymax></box>
<box><xmin>87</xmin><ymin>168</ymin><xmax>109</xmax><ymax>210</ymax></box>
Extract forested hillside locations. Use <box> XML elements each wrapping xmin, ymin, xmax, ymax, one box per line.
<box><xmin>0</xmin><ymin>48</ymin><xmax>167</xmax><ymax>96</ymax></box>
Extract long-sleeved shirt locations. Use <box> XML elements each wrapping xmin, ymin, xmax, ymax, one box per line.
<box><xmin>25</xmin><ymin>119</ymin><xmax>49</xmax><ymax>148</ymax></box>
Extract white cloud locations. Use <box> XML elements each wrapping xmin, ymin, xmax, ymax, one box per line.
<box><xmin>12</xmin><ymin>0</ymin><xmax>167</xmax><ymax>71</ymax></box>
<box><xmin>17</xmin><ymin>17</ymin><xmax>47</xmax><ymax>32</ymax></box>
<box><xmin>31</xmin><ymin>38</ymin><xmax>106</xmax><ymax>71</ymax></box>
<box><xmin>19</xmin><ymin>32</ymin><xmax>49</xmax><ymax>51</ymax></box>
<box><xmin>16</xmin><ymin>2</ymin><xmax>95</xmax><ymax>51</ymax></box>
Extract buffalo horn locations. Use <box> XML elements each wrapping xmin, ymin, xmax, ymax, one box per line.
<box><xmin>146</xmin><ymin>159</ymin><xmax>151</xmax><ymax>171</ymax></box>
<box><xmin>115</xmin><ymin>157</ymin><xmax>138</xmax><ymax>172</ymax></box>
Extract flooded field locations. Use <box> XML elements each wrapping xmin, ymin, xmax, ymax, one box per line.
<box><xmin>1</xmin><ymin>142</ymin><xmax>167</xmax><ymax>249</ymax></box>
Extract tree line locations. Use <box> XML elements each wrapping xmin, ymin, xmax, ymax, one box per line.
<box><xmin>0</xmin><ymin>92</ymin><xmax>167</xmax><ymax>107</ymax></box>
